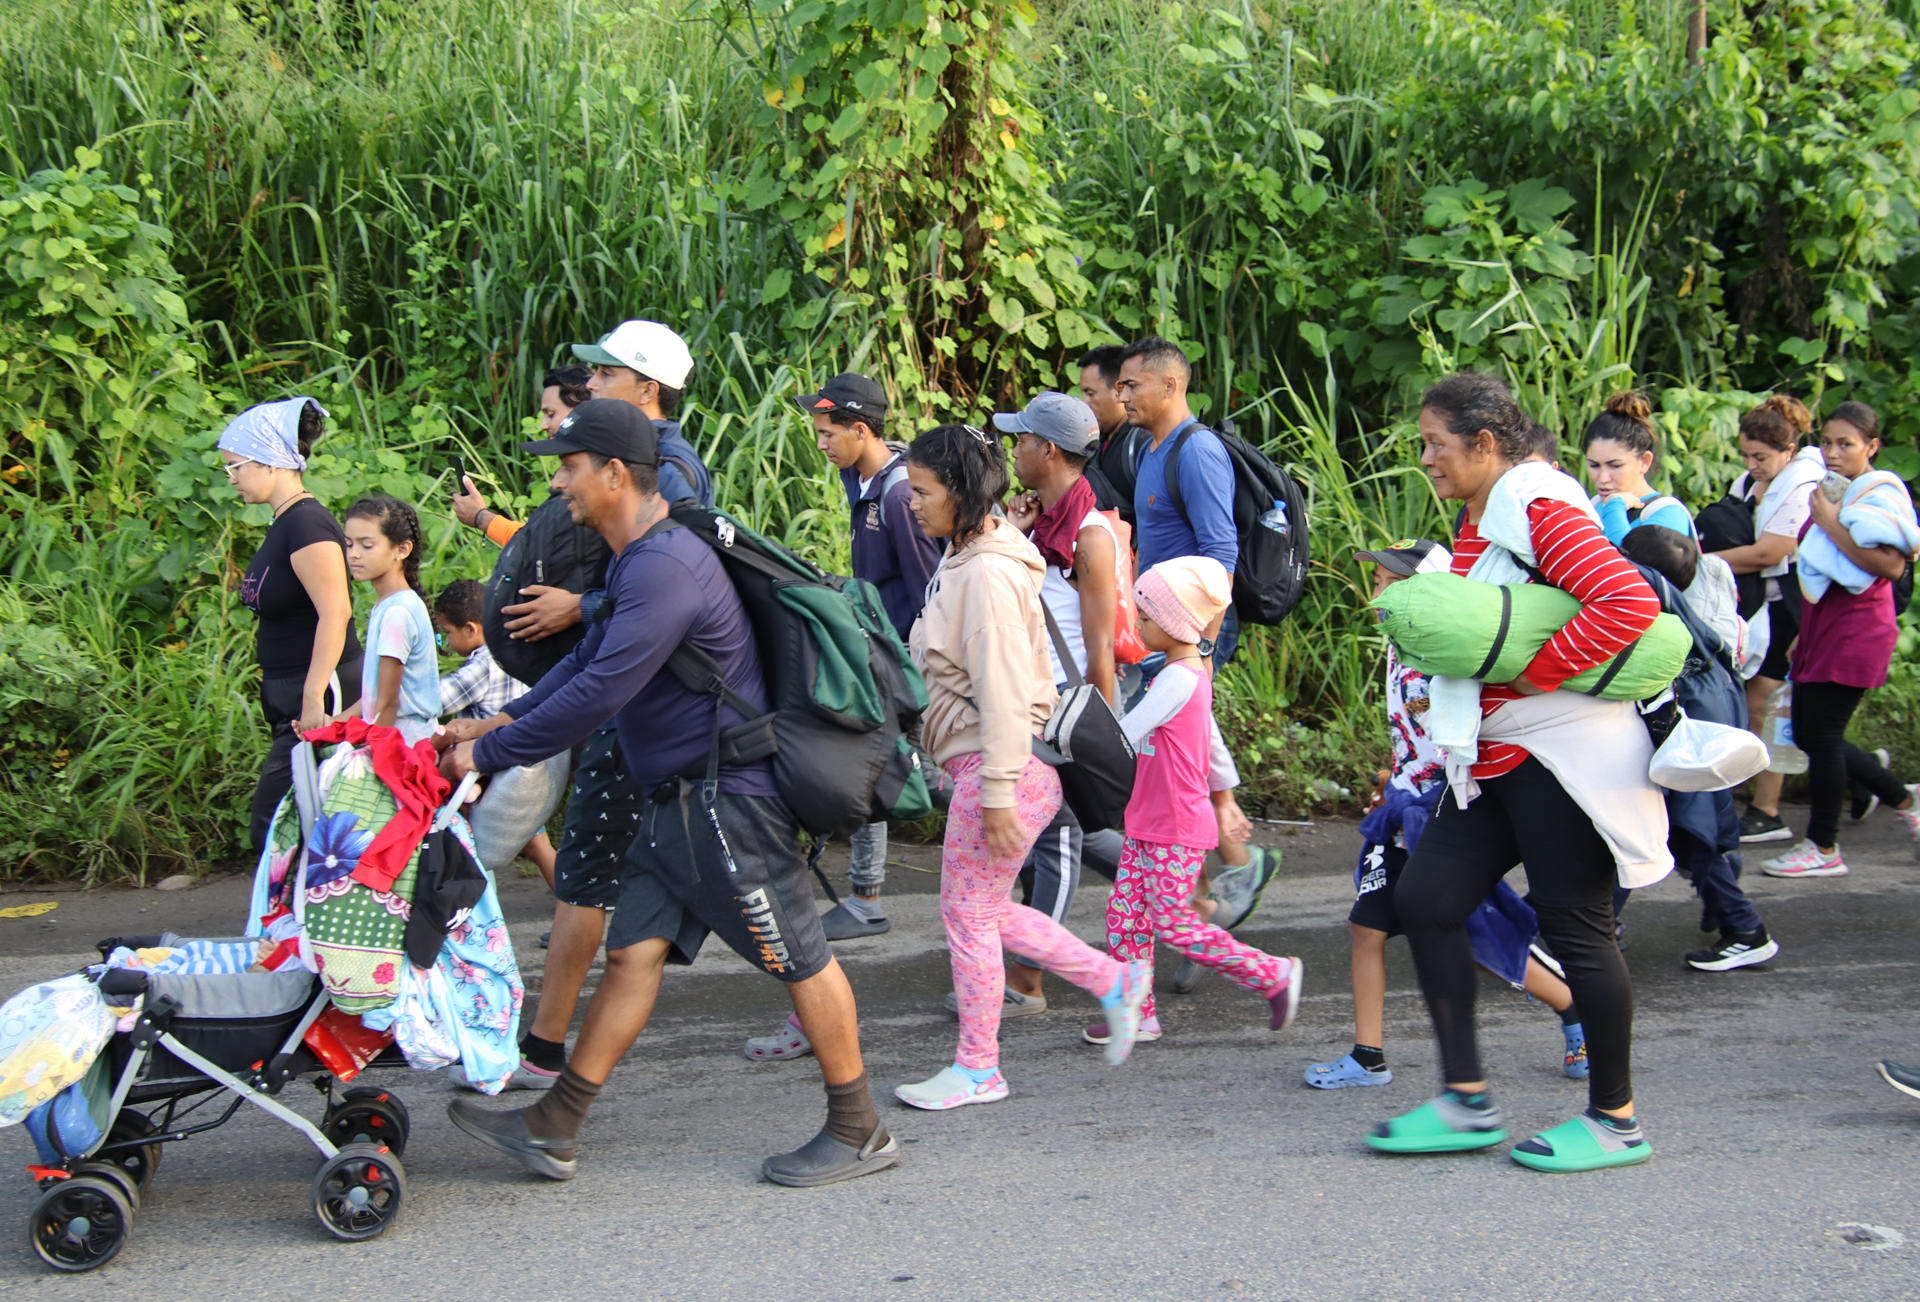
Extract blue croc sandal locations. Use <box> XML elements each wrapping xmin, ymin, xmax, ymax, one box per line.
<box><xmin>1305</xmin><ymin>1053</ymin><xmax>1392</xmax><ymax>1089</ymax></box>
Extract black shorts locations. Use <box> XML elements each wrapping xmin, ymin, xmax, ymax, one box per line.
<box><xmin>1756</xmin><ymin>590</ymin><xmax>1800</xmax><ymax>681</ymax></box>
<box><xmin>1348</xmin><ymin>842</ymin><xmax>1406</xmax><ymax>936</ymax></box>
<box><xmin>608</xmin><ymin>780</ymin><xmax>831</xmax><ymax>984</ymax></box>
<box><xmin>553</xmin><ymin>726</ymin><xmax>645</xmax><ymax>911</ymax></box>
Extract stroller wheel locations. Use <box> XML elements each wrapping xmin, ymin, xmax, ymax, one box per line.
<box><xmin>323</xmin><ymin>1086</ymin><xmax>411</xmax><ymax>1157</ymax></box>
<box><xmin>29</xmin><ymin>1175</ymin><xmax>133</xmax><ymax>1272</ymax></box>
<box><xmin>313</xmin><ymin>1143</ymin><xmax>405</xmax><ymax>1242</ymax></box>
<box><xmin>103</xmin><ymin>1112</ymin><xmax>162</xmax><ymax>1193</ymax></box>
<box><xmin>73</xmin><ymin>1162</ymin><xmax>141</xmax><ymax>1212</ymax></box>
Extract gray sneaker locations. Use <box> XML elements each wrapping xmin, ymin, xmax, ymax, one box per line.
<box><xmin>1210</xmin><ymin>845</ymin><xmax>1279</xmax><ymax>931</ymax></box>
<box><xmin>943</xmin><ymin>987</ymin><xmax>1046</xmax><ymax>1018</ymax></box>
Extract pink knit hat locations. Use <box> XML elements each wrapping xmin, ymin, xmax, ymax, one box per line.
<box><xmin>1135</xmin><ymin>557</ymin><xmax>1232</xmax><ymax>645</ymax></box>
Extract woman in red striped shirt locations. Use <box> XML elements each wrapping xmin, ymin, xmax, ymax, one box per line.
<box><xmin>1366</xmin><ymin>373</ymin><xmax>1664</xmax><ymax>1173</ymax></box>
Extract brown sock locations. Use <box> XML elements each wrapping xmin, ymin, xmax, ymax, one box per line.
<box><xmin>823</xmin><ymin>1071</ymin><xmax>882</xmax><ymax>1149</ymax></box>
<box><xmin>523</xmin><ymin>1067</ymin><xmax>602</xmax><ymax>1148</ymax></box>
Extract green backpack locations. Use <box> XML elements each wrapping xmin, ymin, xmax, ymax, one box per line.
<box><xmin>663</xmin><ymin>502</ymin><xmax>934</xmax><ymax>837</ymax></box>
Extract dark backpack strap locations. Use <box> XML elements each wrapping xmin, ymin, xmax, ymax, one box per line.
<box><xmin>1163</xmin><ymin>427</ymin><xmax>1196</xmax><ymax>526</ymax></box>
<box><xmin>1040</xmin><ymin>601</ymin><xmax>1084</xmax><ymax>689</ymax></box>
<box><xmin>660</xmin><ymin>454</ymin><xmax>703</xmax><ymax>505</ymax></box>
<box><xmin>1470</xmin><ymin>586</ymin><xmax>1514</xmax><ymax>682</ymax></box>
<box><xmin>1585</xmin><ymin>643</ymin><xmax>1635</xmax><ymax>697</ymax></box>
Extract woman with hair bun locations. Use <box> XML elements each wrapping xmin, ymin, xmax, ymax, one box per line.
<box><xmin>1583</xmin><ymin>391</ymin><xmax>1693</xmax><ymax>543</ymax></box>
<box><xmin>219</xmin><ymin>397</ymin><xmax>363</xmax><ymax>857</ymax></box>
<box><xmin>895</xmin><ymin>424</ymin><xmax>1150</xmax><ymax>1112</ymax></box>
<box><xmin>1709</xmin><ymin>395</ymin><xmax>1825</xmax><ymax>845</ymax></box>
<box><xmin>1369</xmin><ymin>372</ymin><xmax>1664</xmax><ymax>1173</ymax></box>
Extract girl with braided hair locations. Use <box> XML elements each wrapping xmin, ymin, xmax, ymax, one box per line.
<box><xmin>896</xmin><ymin>424</ymin><xmax>1150</xmax><ymax>1111</ymax></box>
<box><xmin>340</xmin><ymin>495</ymin><xmax>442</xmax><ymax>745</ymax></box>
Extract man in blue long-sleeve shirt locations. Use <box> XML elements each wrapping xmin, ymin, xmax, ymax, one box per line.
<box><xmin>439</xmin><ymin>399</ymin><xmax>899</xmax><ymax>1190</ymax></box>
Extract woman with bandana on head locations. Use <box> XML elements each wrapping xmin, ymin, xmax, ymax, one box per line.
<box><xmin>219</xmin><ymin>397</ymin><xmax>363</xmax><ymax>857</ymax></box>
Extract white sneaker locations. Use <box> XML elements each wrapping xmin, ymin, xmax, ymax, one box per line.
<box><xmin>893</xmin><ymin>1066</ymin><xmax>1010</xmax><ymax>1111</ymax></box>
<box><xmin>1760</xmin><ymin>838</ymin><xmax>1848</xmax><ymax>878</ymax></box>
<box><xmin>1897</xmin><ymin>785</ymin><xmax>1920</xmax><ymax>858</ymax></box>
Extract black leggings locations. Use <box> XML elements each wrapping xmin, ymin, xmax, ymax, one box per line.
<box><xmin>1791</xmin><ymin>679</ymin><xmax>1909</xmax><ymax>849</ymax></box>
<box><xmin>249</xmin><ymin>664</ymin><xmax>362</xmax><ymax>857</ymax></box>
<box><xmin>1394</xmin><ymin>757</ymin><xmax>1636</xmax><ymax>1112</ymax></box>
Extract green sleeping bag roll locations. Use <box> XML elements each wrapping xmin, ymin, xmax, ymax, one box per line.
<box><xmin>1371</xmin><ymin>571</ymin><xmax>1689</xmax><ymax>700</ymax></box>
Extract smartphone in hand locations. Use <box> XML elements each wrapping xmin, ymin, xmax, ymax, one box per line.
<box><xmin>452</xmin><ymin>455</ymin><xmax>467</xmax><ymax>494</ymax></box>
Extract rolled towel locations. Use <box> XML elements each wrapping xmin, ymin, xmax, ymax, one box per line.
<box><xmin>1798</xmin><ymin>470</ymin><xmax>1920</xmax><ymax>602</ymax></box>
<box><xmin>1372</xmin><ymin>571</ymin><xmax>1690</xmax><ymax>700</ymax></box>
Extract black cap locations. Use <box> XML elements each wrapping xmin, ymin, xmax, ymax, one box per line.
<box><xmin>794</xmin><ymin>372</ymin><xmax>888</xmax><ymax>420</ymax></box>
<box><xmin>1352</xmin><ymin>538</ymin><xmax>1451</xmax><ymax>577</ymax></box>
<box><xmin>521</xmin><ymin>398</ymin><xmax>658</xmax><ymax>465</ymax></box>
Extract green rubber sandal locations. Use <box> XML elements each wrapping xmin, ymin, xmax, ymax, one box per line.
<box><xmin>1364</xmin><ymin>1096</ymin><xmax>1507</xmax><ymax>1154</ymax></box>
<box><xmin>1509</xmin><ymin>1113</ymin><xmax>1652</xmax><ymax>1172</ymax></box>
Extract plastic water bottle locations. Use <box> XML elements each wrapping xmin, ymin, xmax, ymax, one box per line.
<box><xmin>1764</xmin><ymin>680</ymin><xmax>1809</xmax><ymax>775</ymax></box>
<box><xmin>1259</xmin><ymin>499</ymin><xmax>1288</xmax><ymax>539</ymax></box>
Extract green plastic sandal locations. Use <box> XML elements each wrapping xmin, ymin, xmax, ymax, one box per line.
<box><xmin>1364</xmin><ymin>1097</ymin><xmax>1507</xmax><ymax>1154</ymax></box>
<box><xmin>1509</xmin><ymin>1114</ymin><xmax>1653</xmax><ymax>1172</ymax></box>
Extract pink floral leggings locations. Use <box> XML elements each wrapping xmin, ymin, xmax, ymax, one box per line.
<box><xmin>943</xmin><ymin>753</ymin><xmax>1125</xmax><ymax>1071</ymax></box>
<box><xmin>1108</xmin><ymin>837</ymin><xmax>1293</xmax><ymax>1021</ymax></box>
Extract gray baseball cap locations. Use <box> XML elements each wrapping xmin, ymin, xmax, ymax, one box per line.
<box><xmin>991</xmin><ymin>391</ymin><xmax>1099</xmax><ymax>456</ymax></box>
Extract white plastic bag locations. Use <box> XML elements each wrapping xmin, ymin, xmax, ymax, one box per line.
<box><xmin>370</xmin><ymin>964</ymin><xmax>462</xmax><ymax>1072</ymax></box>
<box><xmin>1650</xmin><ymin>713</ymin><xmax>1771</xmax><ymax>792</ymax></box>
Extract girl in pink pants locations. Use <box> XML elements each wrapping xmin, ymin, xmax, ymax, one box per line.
<box><xmin>1097</xmin><ymin>558</ymin><xmax>1303</xmax><ymax>1046</ymax></box>
<box><xmin>896</xmin><ymin>424</ymin><xmax>1150</xmax><ymax>1112</ymax></box>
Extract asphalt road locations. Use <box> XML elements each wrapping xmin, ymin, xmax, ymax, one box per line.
<box><xmin>4</xmin><ymin>807</ymin><xmax>1919</xmax><ymax>1299</ymax></box>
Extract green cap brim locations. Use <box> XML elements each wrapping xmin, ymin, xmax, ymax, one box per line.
<box><xmin>570</xmin><ymin>342</ymin><xmax>623</xmax><ymax>367</ymax></box>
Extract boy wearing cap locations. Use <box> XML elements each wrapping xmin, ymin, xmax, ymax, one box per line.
<box><xmin>801</xmin><ymin>374</ymin><xmax>940</xmax><ymax>936</ymax></box>
<box><xmin>1100</xmin><ymin>556</ymin><xmax>1305</xmax><ymax>1044</ymax></box>
<box><xmin>441</xmin><ymin>398</ymin><xmax>897</xmax><ymax>1189</ymax></box>
<box><xmin>1303</xmin><ymin>540</ymin><xmax>1587</xmax><ymax>1090</ymax></box>
<box><xmin>742</xmin><ymin>373</ymin><xmax>941</xmax><ymax>1061</ymax></box>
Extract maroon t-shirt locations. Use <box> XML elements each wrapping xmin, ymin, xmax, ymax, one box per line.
<box><xmin>1793</xmin><ymin>578</ymin><xmax>1896</xmax><ymax>687</ymax></box>
<box><xmin>1792</xmin><ymin>522</ymin><xmax>1899</xmax><ymax>688</ymax></box>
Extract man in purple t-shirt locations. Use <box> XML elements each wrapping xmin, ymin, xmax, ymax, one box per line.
<box><xmin>439</xmin><ymin>399</ymin><xmax>898</xmax><ymax>1190</ymax></box>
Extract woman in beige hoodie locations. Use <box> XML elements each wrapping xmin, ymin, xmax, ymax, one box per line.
<box><xmin>895</xmin><ymin>425</ymin><xmax>1150</xmax><ymax>1111</ymax></box>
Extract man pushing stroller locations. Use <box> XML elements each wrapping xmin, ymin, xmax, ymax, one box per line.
<box><xmin>438</xmin><ymin>399</ymin><xmax>896</xmax><ymax>1188</ymax></box>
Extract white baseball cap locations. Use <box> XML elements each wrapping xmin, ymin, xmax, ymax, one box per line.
<box><xmin>571</xmin><ymin>320</ymin><xmax>694</xmax><ymax>389</ymax></box>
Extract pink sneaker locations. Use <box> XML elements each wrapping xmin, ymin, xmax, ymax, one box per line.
<box><xmin>1266</xmin><ymin>957</ymin><xmax>1305</xmax><ymax>1031</ymax></box>
<box><xmin>1760</xmin><ymin>839</ymin><xmax>1847</xmax><ymax>878</ymax></box>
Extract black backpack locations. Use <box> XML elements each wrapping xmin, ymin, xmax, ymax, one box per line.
<box><xmin>1694</xmin><ymin>492</ymin><xmax>1766</xmax><ymax>620</ymax></box>
<box><xmin>482</xmin><ymin>493</ymin><xmax>612</xmax><ymax>687</ymax></box>
<box><xmin>1165</xmin><ymin>421</ymin><xmax>1311</xmax><ymax>625</ymax></box>
<box><xmin>1085</xmin><ymin>424</ymin><xmax>1149</xmax><ymax>527</ymax></box>
<box><xmin>660</xmin><ymin>503</ymin><xmax>933</xmax><ymax>838</ymax></box>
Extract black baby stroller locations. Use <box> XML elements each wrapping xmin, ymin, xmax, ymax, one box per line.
<box><xmin>16</xmin><ymin>732</ymin><xmax>515</xmax><ymax>1273</ymax></box>
<box><xmin>22</xmin><ymin>933</ymin><xmax>412</xmax><ymax>1271</ymax></box>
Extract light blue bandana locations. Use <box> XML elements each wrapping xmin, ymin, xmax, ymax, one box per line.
<box><xmin>218</xmin><ymin>397</ymin><xmax>324</xmax><ymax>470</ymax></box>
